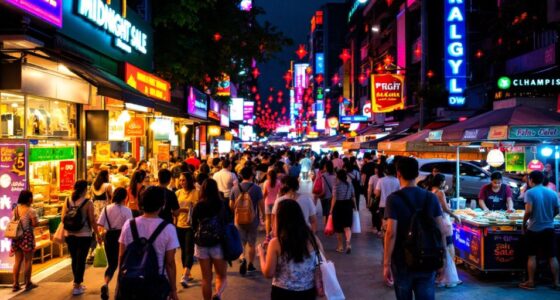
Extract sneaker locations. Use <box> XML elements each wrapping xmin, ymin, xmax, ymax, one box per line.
<box><xmin>100</xmin><ymin>284</ymin><xmax>109</xmax><ymax>300</ymax></box>
<box><xmin>239</xmin><ymin>259</ymin><xmax>247</xmax><ymax>276</ymax></box>
<box><xmin>72</xmin><ymin>286</ymin><xmax>85</xmax><ymax>296</ymax></box>
<box><xmin>247</xmin><ymin>263</ymin><xmax>257</xmax><ymax>273</ymax></box>
<box><xmin>180</xmin><ymin>276</ymin><xmax>189</xmax><ymax>288</ymax></box>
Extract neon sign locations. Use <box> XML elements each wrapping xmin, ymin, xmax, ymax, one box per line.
<box><xmin>77</xmin><ymin>0</ymin><xmax>147</xmax><ymax>54</ymax></box>
<box><xmin>5</xmin><ymin>0</ymin><xmax>62</xmax><ymax>27</ymax></box>
<box><xmin>444</xmin><ymin>0</ymin><xmax>467</xmax><ymax>106</ymax></box>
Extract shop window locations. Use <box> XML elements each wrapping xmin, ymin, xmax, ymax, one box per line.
<box><xmin>27</xmin><ymin>96</ymin><xmax>77</xmax><ymax>139</ymax></box>
<box><xmin>0</xmin><ymin>93</ymin><xmax>25</xmax><ymax>138</ymax></box>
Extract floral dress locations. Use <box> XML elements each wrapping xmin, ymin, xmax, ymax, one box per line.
<box><xmin>10</xmin><ymin>206</ymin><xmax>37</xmax><ymax>255</ymax></box>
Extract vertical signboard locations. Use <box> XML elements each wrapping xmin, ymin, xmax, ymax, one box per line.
<box><xmin>444</xmin><ymin>0</ymin><xmax>467</xmax><ymax>106</ymax></box>
<box><xmin>230</xmin><ymin>98</ymin><xmax>244</xmax><ymax>121</ymax></box>
<box><xmin>243</xmin><ymin>101</ymin><xmax>254</xmax><ymax>122</ymax></box>
<box><xmin>59</xmin><ymin>160</ymin><xmax>76</xmax><ymax>192</ymax></box>
<box><xmin>0</xmin><ymin>143</ymin><xmax>27</xmax><ymax>270</ymax></box>
<box><xmin>315</xmin><ymin>54</ymin><xmax>325</xmax><ymax>74</ymax></box>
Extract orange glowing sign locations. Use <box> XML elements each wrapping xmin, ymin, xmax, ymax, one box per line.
<box><xmin>124</xmin><ymin>63</ymin><xmax>171</xmax><ymax>102</ymax></box>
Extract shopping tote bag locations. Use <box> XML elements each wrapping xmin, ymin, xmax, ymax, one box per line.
<box><xmin>53</xmin><ymin>223</ymin><xmax>65</xmax><ymax>244</ymax></box>
<box><xmin>351</xmin><ymin>210</ymin><xmax>361</xmax><ymax>233</ymax></box>
<box><xmin>320</xmin><ymin>255</ymin><xmax>345</xmax><ymax>300</ymax></box>
<box><xmin>93</xmin><ymin>245</ymin><xmax>108</xmax><ymax>268</ymax></box>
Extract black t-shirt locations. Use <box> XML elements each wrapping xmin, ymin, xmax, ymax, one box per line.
<box><xmin>159</xmin><ymin>188</ymin><xmax>180</xmax><ymax>224</ymax></box>
<box><xmin>361</xmin><ymin>162</ymin><xmax>376</xmax><ymax>187</ymax></box>
<box><xmin>384</xmin><ymin>187</ymin><xmax>442</xmax><ymax>268</ymax></box>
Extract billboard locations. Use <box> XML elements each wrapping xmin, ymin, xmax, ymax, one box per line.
<box><xmin>371</xmin><ymin>74</ymin><xmax>405</xmax><ymax>113</ymax></box>
<box><xmin>187</xmin><ymin>87</ymin><xmax>208</xmax><ymax>120</ymax></box>
<box><xmin>230</xmin><ymin>98</ymin><xmax>244</xmax><ymax>121</ymax></box>
<box><xmin>216</xmin><ymin>74</ymin><xmax>231</xmax><ymax>97</ymax></box>
<box><xmin>444</xmin><ymin>0</ymin><xmax>467</xmax><ymax>106</ymax></box>
<box><xmin>124</xmin><ymin>63</ymin><xmax>171</xmax><ymax>102</ymax></box>
<box><xmin>5</xmin><ymin>0</ymin><xmax>62</xmax><ymax>27</ymax></box>
<box><xmin>220</xmin><ymin>105</ymin><xmax>230</xmax><ymax>127</ymax></box>
<box><xmin>243</xmin><ymin>101</ymin><xmax>254</xmax><ymax>121</ymax></box>
<box><xmin>208</xmin><ymin>98</ymin><xmax>221</xmax><ymax>121</ymax></box>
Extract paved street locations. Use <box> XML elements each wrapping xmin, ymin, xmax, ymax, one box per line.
<box><xmin>3</xmin><ymin>185</ymin><xmax>560</xmax><ymax>300</ymax></box>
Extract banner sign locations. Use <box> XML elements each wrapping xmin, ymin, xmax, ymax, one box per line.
<box><xmin>0</xmin><ymin>143</ymin><xmax>27</xmax><ymax>270</ymax></box>
<box><xmin>29</xmin><ymin>146</ymin><xmax>75</xmax><ymax>162</ymax></box>
<box><xmin>371</xmin><ymin>74</ymin><xmax>405</xmax><ymax>113</ymax></box>
<box><xmin>4</xmin><ymin>0</ymin><xmax>62</xmax><ymax>27</ymax></box>
<box><xmin>95</xmin><ymin>142</ymin><xmax>111</xmax><ymax>162</ymax></box>
<box><xmin>230</xmin><ymin>98</ymin><xmax>244</xmax><ymax>121</ymax></box>
<box><xmin>444</xmin><ymin>0</ymin><xmax>467</xmax><ymax>106</ymax></box>
<box><xmin>488</xmin><ymin>125</ymin><xmax>508</xmax><ymax>140</ymax></box>
<box><xmin>125</xmin><ymin>63</ymin><xmax>170</xmax><ymax>102</ymax></box>
<box><xmin>208</xmin><ymin>98</ymin><xmax>220</xmax><ymax>121</ymax></box>
<box><xmin>508</xmin><ymin>126</ymin><xmax>560</xmax><ymax>140</ymax></box>
<box><xmin>497</xmin><ymin>75</ymin><xmax>560</xmax><ymax>91</ymax></box>
<box><xmin>216</xmin><ymin>74</ymin><xmax>231</xmax><ymax>97</ymax></box>
<box><xmin>59</xmin><ymin>160</ymin><xmax>76</xmax><ymax>192</ymax></box>
<box><xmin>528</xmin><ymin>159</ymin><xmax>545</xmax><ymax>171</ymax></box>
<box><xmin>340</xmin><ymin>115</ymin><xmax>369</xmax><ymax>124</ymax></box>
<box><xmin>157</xmin><ymin>143</ymin><xmax>170</xmax><ymax>162</ymax></box>
<box><xmin>124</xmin><ymin>117</ymin><xmax>145</xmax><ymax>137</ymax></box>
<box><xmin>187</xmin><ymin>87</ymin><xmax>208</xmax><ymax>120</ymax></box>
<box><xmin>243</xmin><ymin>101</ymin><xmax>254</xmax><ymax>121</ymax></box>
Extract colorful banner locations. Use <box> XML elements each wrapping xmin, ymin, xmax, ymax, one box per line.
<box><xmin>216</xmin><ymin>74</ymin><xmax>231</xmax><ymax>97</ymax></box>
<box><xmin>243</xmin><ymin>101</ymin><xmax>254</xmax><ymax>121</ymax></box>
<box><xmin>187</xmin><ymin>87</ymin><xmax>208</xmax><ymax>120</ymax></box>
<box><xmin>444</xmin><ymin>0</ymin><xmax>467</xmax><ymax>106</ymax></box>
<box><xmin>5</xmin><ymin>0</ymin><xmax>63</xmax><ymax>28</ymax></box>
<box><xmin>371</xmin><ymin>74</ymin><xmax>405</xmax><ymax>113</ymax></box>
<box><xmin>96</xmin><ymin>142</ymin><xmax>111</xmax><ymax>162</ymax></box>
<box><xmin>509</xmin><ymin>126</ymin><xmax>560</xmax><ymax>140</ymax></box>
<box><xmin>0</xmin><ymin>143</ymin><xmax>27</xmax><ymax>270</ymax></box>
<box><xmin>208</xmin><ymin>98</ymin><xmax>221</xmax><ymax>121</ymax></box>
<box><xmin>125</xmin><ymin>63</ymin><xmax>171</xmax><ymax>102</ymax></box>
<box><xmin>505</xmin><ymin>152</ymin><xmax>526</xmax><ymax>172</ymax></box>
<box><xmin>59</xmin><ymin>161</ymin><xmax>76</xmax><ymax>192</ymax></box>
<box><xmin>125</xmin><ymin>117</ymin><xmax>145</xmax><ymax>137</ymax></box>
<box><xmin>157</xmin><ymin>144</ymin><xmax>170</xmax><ymax>162</ymax></box>
<box><xmin>29</xmin><ymin>146</ymin><xmax>75</xmax><ymax>162</ymax></box>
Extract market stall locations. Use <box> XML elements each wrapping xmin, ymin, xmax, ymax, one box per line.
<box><xmin>453</xmin><ymin>208</ymin><xmax>560</xmax><ymax>272</ymax></box>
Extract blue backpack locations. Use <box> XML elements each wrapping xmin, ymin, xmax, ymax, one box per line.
<box><xmin>117</xmin><ymin>219</ymin><xmax>170</xmax><ymax>300</ymax></box>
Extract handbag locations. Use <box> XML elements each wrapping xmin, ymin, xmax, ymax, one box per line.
<box><xmin>222</xmin><ymin>223</ymin><xmax>243</xmax><ymax>261</ymax></box>
<box><xmin>319</xmin><ymin>253</ymin><xmax>345</xmax><ymax>300</ymax></box>
<box><xmin>53</xmin><ymin>223</ymin><xmax>66</xmax><ymax>244</ymax></box>
<box><xmin>93</xmin><ymin>245</ymin><xmax>108</xmax><ymax>268</ymax></box>
<box><xmin>324</xmin><ymin>215</ymin><xmax>334</xmax><ymax>236</ymax></box>
<box><xmin>351</xmin><ymin>210</ymin><xmax>361</xmax><ymax>234</ymax></box>
<box><xmin>5</xmin><ymin>208</ymin><xmax>24</xmax><ymax>239</ymax></box>
<box><xmin>312</xmin><ymin>174</ymin><xmax>324</xmax><ymax>195</ymax></box>
<box><xmin>310</xmin><ymin>235</ymin><xmax>325</xmax><ymax>297</ymax></box>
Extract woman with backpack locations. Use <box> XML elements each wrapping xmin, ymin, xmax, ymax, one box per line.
<box><xmin>10</xmin><ymin>190</ymin><xmax>38</xmax><ymax>292</ymax></box>
<box><xmin>258</xmin><ymin>199</ymin><xmax>324</xmax><ymax>299</ymax></box>
<box><xmin>97</xmin><ymin>187</ymin><xmax>133</xmax><ymax>299</ymax></box>
<box><xmin>127</xmin><ymin>170</ymin><xmax>147</xmax><ymax>216</ymax></box>
<box><xmin>330</xmin><ymin>169</ymin><xmax>355</xmax><ymax>254</ymax></box>
<box><xmin>91</xmin><ymin>170</ymin><xmax>113</xmax><ymax>217</ymax></box>
<box><xmin>192</xmin><ymin>179</ymin><xmax>228</xmax><ymax>300</ymax></box>
<box><xmin>263</xmin><ymin>170</ymin><xmax>281</xmax><ymax>239</ymax></box>
<box><xmin>175</xmin><ymin>172</ymin><xmax>199</xmax><ymax>288</ymax></box>
<box><xmin>63</xmin><ymin>180</ymin><xmax>101</xmax><ymax>296</ymax></box>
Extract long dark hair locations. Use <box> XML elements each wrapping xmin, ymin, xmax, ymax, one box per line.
<box><xmin>130</xmin><ymin>170</ymin><xmax>147</xmax><ymax>198</ymax></box>
<box><xmin>199</xmin><ymin>179</ymin><xmax>222</xmax><ymax>213</ymax></box>
<box><xmin>182</xmin><ymin>172</ymin><xmax>196</xmax><ymax>191</ymax></box>
<box><xmin>268</xmin><ymin>170</ymin><xmax>278</xmax><ymax>189</ymax></box>
<box><xmin>93</xmin><ymin>170</ymin><xmax>110</xmax><ymax>190</ymax></box>
<box><xmin>276</xmin><ymin>200</ymin><xmax>314</xmax><ymax>263</ymax></box>
<box><xmin>336</xmin><ymin>169</ymin><xmax>349</xmax><ymax>185</ymax></box>
<box><xmin>72</xmin><ymin>180</ymin><xmax>88</xmax><ymax>202</ymax></box>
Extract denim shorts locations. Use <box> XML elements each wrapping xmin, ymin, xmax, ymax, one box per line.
<box><xmin>194</xmin><ymin>244</ymin><xmax>224</xmax><ymax>260</ymax></box>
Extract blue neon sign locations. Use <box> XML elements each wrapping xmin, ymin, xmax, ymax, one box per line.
<box><xmin>315</xmin><ymin>53</ymin><xmax>325</xmax><ymax>74</ymax></box>
<box><xmin>444</xmin><ymin>0</ymin><xmax>467</xmax><ymax>106</ymax></box>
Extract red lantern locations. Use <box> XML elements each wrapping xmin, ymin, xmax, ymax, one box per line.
<box><xmin>295</xmin><ymin>44</ymin><xmax>308</xmax><ymax>60</ymax></box>
<box><xmin>283</xmin><ymin>71</ymin><xmax>293</xmax><ymax>85</ymax></box>
<box><xmin>376</xmin><ymin>63</ymin><xmax>384</xmax><ymax>73</ymax></box>
<box><xmin>251</xmin><ymin>86</ymin><xmax>257</xmax><ymax>94</ymax></box>
<box><xmin>277</xmin><ymin>98</ymin><xmax>283</xmax><ymax>104</ymax></box>
<box><xmin>475</xmin><ymin>50</ymin><xmax>484</xmax><ymax>59</ymax></box>
<box><xmin>339</xmin><ymin>49</ymin><xmax>351</xmax><ymax>63</ymax></box>
<box><xmin>277</xmin><ymin>90</ymin><xmax>284</xmax><ymax>97</ymax></box>
<box><xmin>383</xmin><ymin>54</ymin><xmax>394</xmax><ymax>66</ymax></box>
<box><xmin>358</xmin><ymin>73</ymin><xmax>367</xmax><ymax>85</ymax></box>
<box><xmin>427</xmin><ymin>70</ymin><xmax>435</xmax><ymax>78</ymax></box>
<box><xmin>268</xmin><ymin>95</ymin><xmax>273</xmax><ymax>103</ymax></box>
<box><xmin>331</xmin><ymin>73</ymin><xmax>340</xmax><ymax>85</ymax></box>
<box><xmin>213</xmin><ymin>32</ymin><xmax>222</xmax><ymax>42</ymax></box>
<box><xmin>315</xmin><ymin>74</ymin><xmax>324</xmax><ymax>84</ymax></box>
<box><xmin>251</xmin><ymin>68</ymin><xmax>260</xmax><ymax>78</ymax></box>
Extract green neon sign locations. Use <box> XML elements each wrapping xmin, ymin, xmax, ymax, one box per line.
<box><xmin>497</xmin><ymin>76</ymin><xmax>512</xmax><ymax>90</ymax></box>
<box><xmin>30</xmin><ymin>147</ymin><xmax>75</xmax><ymax>162</ymax></box>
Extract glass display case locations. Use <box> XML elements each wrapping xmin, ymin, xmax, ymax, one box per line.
<box><xmin>0</xmin><ymin>93</ymin><xmax>25</xmax><ymax>138</ymax></box>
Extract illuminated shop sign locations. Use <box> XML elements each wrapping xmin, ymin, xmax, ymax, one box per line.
<box><xmin>497</xmin><ymin>76</ymin><xmax>560</xmax><ymax>90</ymax></box>
<box><xmin>340</xmin><ymin>115</ymin><xmax>369</xmax><ymax>124</ymax></box>
<box><xmin>124</xmin><ymin>63</ymin><xmax>170</xmax><ymax>102</ymax></box>
<box><xmin>348</xmin><ymin>0</ymin><xmax>366</xmax><ymax>23</ymax></box>
<box><xmin>208</xmin><ymin>98</ymin><xmax>221</xmax><ymax>121</ymax></box>
<box><xmin>315</xmin><ymin>53</ymin><xmax>325</xmax><ymax>74</ymax></box>
<box><xmin>77</xmin><ymin>0</ymin><xmax>148</xmax><ymax>54</ymax></box>
<box><xmin>371</xmin><ymin>74</ymin><xmax>405</xmax><ymax>113</ymax></box>
<box><xmin>444</xmin><ymin>0</ymin><xmax>467</xmax><ymax>106</ymax></box>
<box><xmin>187</xmin><ymin>87</ymin><xmax>208</xmax><ymax>120</ymax></box>
<box><xmin>4</xmin><ymin>0</ymin><xmax>62</xmax><ymax>27</ymax></box>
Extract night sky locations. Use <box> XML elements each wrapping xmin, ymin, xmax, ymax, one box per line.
<box><xmin>255</xmin><ymin>0</ymin><xmax>345</xmax><ymax>113</ymax></box>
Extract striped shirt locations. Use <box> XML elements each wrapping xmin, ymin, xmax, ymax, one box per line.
<box><xmin>334</xmin><ymin>180</ymin><xmax>354</xmax><ymax>202</ymax></box>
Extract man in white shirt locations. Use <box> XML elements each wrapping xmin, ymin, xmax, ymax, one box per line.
<box><xmin>375</xmin><ymin>164</ymin><xmax>400</xmax><ymax>236</ymax></box>
<box><xmin>272</xmin><ymin>176</ymin><xmax>317</xmax><ymax>232</ymax></box>
<box><xmin>213</xmin><ymin>159</ymin><xmax>238</xmax><ymax>199</ymax></box>
<box><xmin>118</xmin><ymin>186</ymin><xmax>179</xmax><ymax>300</ymax></box>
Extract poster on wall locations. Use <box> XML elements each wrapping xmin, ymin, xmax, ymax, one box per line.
<box><xmin>96</xmin><ymin>142</ymin><xmax>111</xmax><ymax>162</ymax></box>
<box><xmin>125</xmin><ymin>117</ymin><xmax>145</xmax><ymax>137</ymax></box>
<box><xmin>0</xmin><ymin>143</ymin><xmax>27</xmax><ymax>270</ymax></box>
<box><xmin>59</xmin><ymin>161</ymin><xmax>76</xmax><ymax>192</ymax></box>
<box><xmin>157</xmin><ymin>144</ymin><xmax>170</xmax><ymax>162</ymax></box>
<box><xmin>371</xmin><ymin>74</ymin><xmax>405</xmax><ymax>113</ymax></box>
<box><xmin>505</xmin><ymin>152</ymin><xmax>526</xmax><ymax>172</ymax></box>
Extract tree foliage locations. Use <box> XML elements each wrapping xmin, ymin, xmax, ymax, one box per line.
<box><xmin>152</xmin><ymin>0</ymin><xmax>292</xmax><ymax>101</ymax></box>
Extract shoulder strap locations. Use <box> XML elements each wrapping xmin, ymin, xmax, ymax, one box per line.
<box><xmin>104</xmin><ymin>207</ymin><xmax>112</xmax><ymax>230</ymax></box>
<box><xmin>322</xmin><ymin>175</ymin><xmax>332</xmax><ymax>193</ymax></box>
<box><xmin>309</xmin><ymin>234</ymin><xmax>323</xmax><ymax>265</ymax></box>
<box><xmin>130</xmin><ymin>218</ymin><xmax>140</xmax><ymax>242</ymax></box>
<box><xmin>14</xmin><ymin>206</ymin><xmax>19</xmax><ymax>220</ymax></box>
<box><xmin>148</xmin><ymin>221</ymin><xmax>169</xmax><ymax>244</ymax></box>
<box><xmin>395</xmin><ymin>190</ymin><xmax>419</xmax><ymax>215</ymax></box>
<box><xmin>77</xmin><ymin>198</ymin><xmax>88</xmax><ymax>210</ymax></box>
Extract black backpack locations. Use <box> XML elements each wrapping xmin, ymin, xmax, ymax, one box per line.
<box><xmin>63</xmin><ymin>199</ymin><xmax>88</xmax><ymax>232</ymax></box>
<box><xmin>395</xmin><ymin>190</ymin><xmax>444</xmax><ymax>272</ymax></box>
<box><xmin>117</xmin><ymin>219</ymin><xmax>171</xmax><ymax>300</ymax></box>
<box><xmin>195</xmin><ymin>214</ymin><xmax>224</xmax><ymax>247</ymax></box>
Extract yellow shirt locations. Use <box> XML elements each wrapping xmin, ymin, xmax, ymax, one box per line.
<box><xmin>176</xmin><ymin>189</ymin><xmax>199</xmax><ymax>228</ymax></box>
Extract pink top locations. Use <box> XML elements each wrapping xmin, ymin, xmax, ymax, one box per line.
<box><xmin>264</xmin><ymin>179</ymin><xmax>282</xmax><ymax>206</ymax></box>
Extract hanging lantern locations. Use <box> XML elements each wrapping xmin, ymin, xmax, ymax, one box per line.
<box><xmin>315</xmin><ymin>74</ymin><xmax>324</xmax><ymax>84</ymax></box>
<box><xmin>383</xmin><ymin>54</ymin><xmax>394</xmax><ymax>66</ymax></box>
<box><xmin>427</xmin><ymin>70</ymin><xmax>435</xmax><ymax>78</ymax></box>
<box><xmin>331</xmin><ymin>73</ymin><xmax>340</xmax><ymax>85</ymax></box>
<box><xmin>213</xmin><ymin>32</ymin><xmax>222</xmax><ymax>42</ymax></box>
<box><xmin>283</xmin><ymin>71</ymin><xmax>293</xmax><ymax>85</ymax></box>
<box><xmin>251</xmin><ymin>68</ymin><xmax>260</xmax><ymax>78</ymax></box>
<box><xmin>251</xmin><ymin>86</ymin><xmax>258</xmax><ymax>94</ymax></box>
<box><xmin>339</xmin><ymin>49</ymin><xmax>351</xmax><ymax>63</ymax></box>
<box><xmin>487</xmin><ymin>149</ymin><xmax>505</xmax><ymax>167</ymax></box>
<box><xmin>358</xmin><ymin>73</ymin><xmax>367</xmax><ymax>85</ymax></box>
<box><xmin>376</xmin><ymin>63</ymin><xmax>384</xmax><ymax>73</ymax></box>
<box><xmin>295</xmin><ymin>44</ymin><xmax>308</xmax><ymax>60</ymax></box>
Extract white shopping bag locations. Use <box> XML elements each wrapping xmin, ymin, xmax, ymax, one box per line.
<box><xmin>320</xmin><ymin>255</ymin><xmax>345</xmax><ymax>300</ymax></box>
<box><xmin>351</xmin><ymin>210</ymin><xmax>361</xmax><ymax>233</ymax></box>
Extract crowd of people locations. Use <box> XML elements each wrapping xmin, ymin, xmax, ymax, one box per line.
<box><xmin>7</xmin><ymin>147</ymin><xmax>560</xmax><ymax>300</ymax></box>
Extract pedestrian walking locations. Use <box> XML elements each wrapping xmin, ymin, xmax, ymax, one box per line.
<box><xmin>263</xmin><ymin>170</ymin><xmax>282</xmax><ymax>238</ymax></box>
<box><xmin>368</xmin><ymin>165</ymin><xmax>383</xmax><ymax>234</ymax></box>
<box><xmin>192</xmin><ymin>179</ymin><xmax>228</xmax><ymax>300</ymax></box>
<box><xmin>89</xmin><ymin>170</ymin><xmax>113</xmax><ymax>264</ymax></box>
<box><xmin>213</xmin><ymin>159</ymin><xmax>237</xmax><ymax>200</ymax></box>
<box><xmin>345</xmin><ymin>161</ymin><xmax>362</xmax><ymax>210</ymax></box>
<box><xmin>63</xmin><ymin>180</ymin><xmax>101</xmax><ymax>296</ymax></box>
<box><xmin>127</xmin><ymin>170</ymin><xmax>147</xmax><ymax>216</ymax></box>
<box><xmin>430</xmin><ymin>174</ymin><xmax>462</xmax><ymax>288</ymax></box>
<box><xmin>330</xmin><ymin>169</ymin><xmax>355</xmax><ymax>254</ymax></box>
<box><xmin>319</xmin><ymin>161</ymin><xmax>336</xmax><ymax>223</ymax></box>
<box><xmin>374</xmin><ymin>164</ymin><xmax>400</xmax><ymax>239</ymax></box>
<box><xmin>176</xmin><ymin>172</ymin><xmax>199</xmax><ymax>288</ymax></box>
<box><xmin>10</xmin><ymin>190</ymin><xmax>39</xmax><ymax>292</ymax></box>
<box><xmin>117</xmin><ymin>186</ymin><xmax>180</xmax><ymax>300</ymax></box>
<box><xmin>519</xmin><ymin>171</ymin><xmax>560</xmax><ymax>290</ymax></box>
<box><xmin>258</xmin><ymin>200</ymin><xmax>323</xmax><ymax>300</ymax></box>
<box><xmin>96</xmin><ymin>187</ymin><xmax>133</xmax><ymax>299</ymax></box>
<box><xmin>272</xmin><ymin>176</ymin><xmax>318</xmax><ymax>233</ymax></box>
<box><xmin>157</xmin><ymin>169</ymin><xmax>180</xmax><ymax>224</ymax></box>
<box><xmin>230</xmin><ymin>167</ymin><xmax>265</xmax><ymax>276</ymax></box>
<box><xmin>383</xmin><ymin>157</ymin><xmax>446</xmax><ymax>300</ymax></box>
